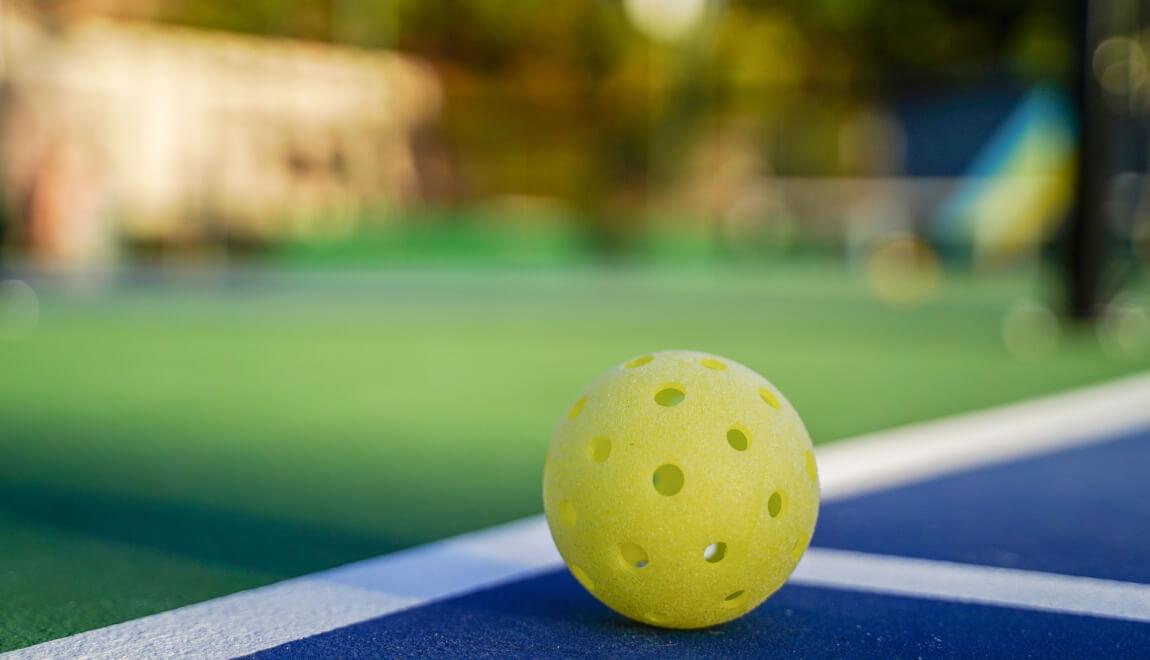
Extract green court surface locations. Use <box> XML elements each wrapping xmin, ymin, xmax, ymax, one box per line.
<box><xmin>2</xmin><ymin>263</ymin><xmax>1148</xmax><ymax>651</ymax></box>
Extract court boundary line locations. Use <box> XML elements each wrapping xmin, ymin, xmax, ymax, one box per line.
<box><xmin>7</xmin><ymin>371</ymin><xmax>1150</xmax><ymax>659</ymax></box>
<box><xmin>792</xmin><ymin>547</ymin><xmax>1150</xmax><ymax>624</ymax></box>
<box><xmin>816</xmin><ymin>371</ymin><xmax>1150</xmax><ymax>500</ymax></box>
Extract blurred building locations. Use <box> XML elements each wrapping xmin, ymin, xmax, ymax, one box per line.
<box><xmin>1</xmin><ymin>6</ymin><xmax>442</xmax><ymax>267</ymax></box>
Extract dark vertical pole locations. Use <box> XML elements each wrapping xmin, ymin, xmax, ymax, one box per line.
<box><xmin>1065</xmin><ymin>0</ymin><xmax>1110</xmax><ymax>321</ymax></box>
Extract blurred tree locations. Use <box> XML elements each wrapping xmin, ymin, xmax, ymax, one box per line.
<box><xmin>149</xmin><ymin>0</ymin><xmax>1078</xmax><ymax>246</ymax></box>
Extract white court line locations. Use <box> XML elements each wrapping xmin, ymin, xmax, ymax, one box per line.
<box><xmin>791</xmin><ymin>548</ymin><xmax>1150</xmax><ymax>625</ymax></box>
<box><xmin>817</xmin><ymin>371</ymin><xmax>1150</xmax><ymax>500</ymax></box>
<box><xmin>4</xmin><ymin>581</ymin><xmax>417</xmax><ymax>660</ymax></box>
<box><xmin>13</xmin><ymin>520</ymin><xmax>1150</xmax><ymax>660</ymax></box>
<box><xmin>4</xmin><ymin>518</ymin><xmax>559</xmax><ymax>660</ymax></box>
<box><xmin>8</xmin><ymin>372</ymin><xmax>1150</xmax><ymax>659</ymax></box>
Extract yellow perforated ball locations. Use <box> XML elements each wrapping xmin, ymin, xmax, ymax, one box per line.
<box><xmin>542</xmin><ymin>350</ymin><xmax>819</xmax><ymax>629</ymax></box>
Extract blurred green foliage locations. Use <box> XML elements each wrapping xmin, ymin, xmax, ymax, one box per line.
<box><xmin>151</xmin><ymin>1</ymin><xmax>1076</xmax><ymax>244</ymax></box>
<box><xmin>157</xmin><ymin>1</ymin><xmax>1075</xmax><ymax>82</ymax></box>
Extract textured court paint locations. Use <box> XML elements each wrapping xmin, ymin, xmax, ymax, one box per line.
<box><xmin>816</xmin><ymin>427</ymin><xmax>1150</xmax><ymax>584</ymax></box>
<box><xmin>3</xmin><ymin>519</ymin><xmax>555</xmax><ymax>660</ymax></box>
<box><xmin>543</xmin><ymin>351</ymin><xmax>819</xmax><ymax>628</ymax></box>
<box><xmin>817</xmin><ymin>371</ymin><xmax>1150</xmax><ymax>500</ymax></box>
<box><xmin>2</xmin><ymin>580</ymin><xmax>416</xmax><ymax>660</ymax></box>
<box><xmin>793</xmin><ymin>548</ymin><xmax>1150</xmax><ymax>623</ymax></box>
<box><xmin>248</xmin><ymin>571</ymin><xmax>1150</xmax><ymax>659</ymax></box>
<box><xmin>5</xmin><ymin>269</ymin><xmax>1150</xmax><ymax>652</ymax></box>
<box><xmin>13</xmin><ymin>489</ymin><xmax>1149</xmax><ymax>657</ymax></box>
<box><xmin>13</xmin><ymin>374</ymin><xmax>1150</xmax><ymax>658</ymax></box>
<box><xmin>320</xmin><ymin>517</ymin><xmax>560</xmax><ymax>598</ymax></box>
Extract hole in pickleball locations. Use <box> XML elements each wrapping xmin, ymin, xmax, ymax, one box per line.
<box><xmin>570</xmin><ymin>564</ymin><xmax>595</xmax><ymax>592</ymax></box>
<box><xmin>654</xmin><ymin>386</ymin><xmax>685</xmax><ymax>407</ymax></box>
<box><xmin>567</xmin><ymin>396</ymin><xmax>587</xmax><ymax>420</ymax></box>
<box><xmin>726</xmin><ymin>428</ymin><xmax>748</xmax><ymax>451</ymax></box>
<box><xmin>759</xmin><ymin>388</ymin><xmax>779</xmax><ymax>409</ymax></box>
<box><xmin>652</xmin><ymin>464</ymin><xmax>684</xmax><ymax>496</ymax></box>
<box><xmin>645</xmin><ymin>612</ymin><xmax>668</xmax><ymax>624</ymax></box>
<box><xmin>704</xmin><ymin>542</ymin><xmax>727</xmax><ymax>563</ymax></box>
<box><xmin>589</xmin><ymin>436</ymin><xmax>611</xmax><ymax>463</ymax></box>
<box><xmin>559</xmin><ymin>501</ymin><xmax>577</xmax><ymax>527</ymax></box>
<box><xmin>768</xmin><ymin>491</ymin><xmax>783</xmax><ymax>518</ymax></box>
<box><xmin>805</xmin><ymin>450</ymin><xmax>817</xmax><ymax>481</ymax></box>
<box><xmin>625</xmin><ymin>355</ymin><xmax>654</xmax><ymax>368</ymax></box>
<box><xmin>620</xmin><ymin>543</ymin><xmax>649</xmax><ymax>568</ymax></box>
<box><xmin>790</xmin><ymin>535</ymin><xmax>807</xmax><ymax>561</ymax></box>
<box><xmin>722</xmin><ymin>590</ymin><xmax>746</xmax><ymax>608</ymax></box>
<box><xmin>700</xmin><ymin>357</ymin><xmax>726</xmax><ymax>370</ymax></box>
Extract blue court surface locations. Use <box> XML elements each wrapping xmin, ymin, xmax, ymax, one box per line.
<box><xmin>251</xmin><ymin>428</ymin><xmax>1150</xmax><ymax>658</ymax></box>
<box><xmin>9</xmin><ymin>376</ymin><xmax>1150</xmax><ymax>659</ymax></box>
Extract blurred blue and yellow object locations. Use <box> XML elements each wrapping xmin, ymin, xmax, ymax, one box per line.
<box><xmin>934</xmin><ymin>87</ymin><xmax>1077</xmax><ymax>263</ymax></box>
